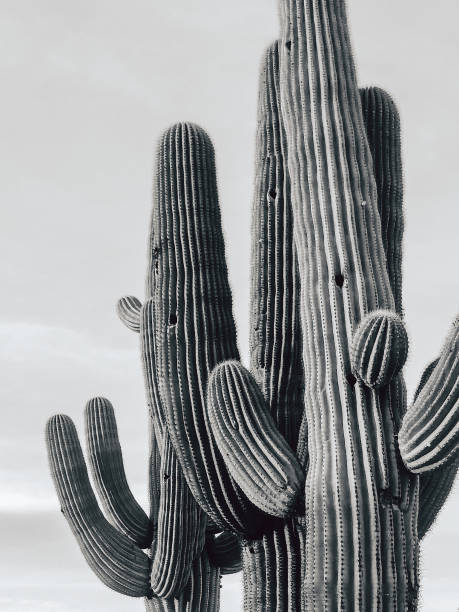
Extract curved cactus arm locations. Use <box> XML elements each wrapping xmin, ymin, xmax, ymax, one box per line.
<box><xmin>46</xmin><ymin>415</ymin><xmax>152</xmax><ymax>598</ymax></box>
<box><xmin>399</xmin><ymin>317</ymin><xmax>459</xmax><ymax>472</ymax></box>
<box><xmin>206</xmin><ymin>360</ymin><xmax>304</xmax><ymax>517</ymax></box>
<box><xmin>250</xmin><ymin>40</ymin><xmax>305</xmax><ymax>454</ymax></box>
<box><xmin>144</xmin><ymin>123</ymin><xmax>277</xmax><ymax>536</ymax></box>
<box><xmin>207</xmin><ymin>532</ymin><xmax>242</xmax><ymax>575</ymax></box>
<box><xmin>408</xmin><ymin>358</ymin><xmax>458</xmax><ymax>536</ymax></box>
<box><xmin>85</xmin><ymin>397</ymin><xmax>153</xmax><ymax>548</ymax></box>
<box><xmin>413</xmin><ymin>359</ymin><xmax>440</xmax><ymax>401</ymax></box>
<box><xmin>145</xmin><ymin>552</ymin><xmax>220</xmax><ymax>612</ymax></box>
<box><xmin>418</xmin><ymin>457</ymin><xmax>458</xmax><ymax>539</ymax></box>
<box><xmin>117</xmin><ymin>295</ymin><xmax>142</xmax><ymax>332</ymax></box>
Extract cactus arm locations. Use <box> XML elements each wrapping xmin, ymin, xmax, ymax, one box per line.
<box><xmin>86</xmin><ymin>398</ymin><xmax>207</xmax><ymax>598</ymax></box>
<box><xmin>250</xmin><ymin>41</ymin><xmax>305</xmax><ymax>453</ymax></box>
<box><xmin>242</xmin><ymin>518</ymin><xmax>304</xmax><ymax>611</ymax></box>
<box><xmin>85</xmin><ymin>397</ymin><xmax>153</xmax><ymax>548</ymax></box>
<box><xmin>399</xmin><ymin>318</ymin><xmax>459</xmax><ymax>472</ymax></box>
<box><xmin>360</xmin><ymin>87</ymin><xmax>404</xmax><ymax>315</ymax></box>
<box><xmin>417</xmin><ymin>458</ymin><xmax>458</xmax><ymax>539</ymax></box>
<box><xmin>117</xmin><ymin>295</ymin><xmax>142</xmax><ymax>332</ymax></box>
<box><xmin>145</xmin><ymin>553</ymin><xmax>220</xmax><ymax>612</ymax></box>
<box><xmin>46</xmin><ymin>415</ymin><xmax>152</xmax><ymax>598</ymax></box>
<box><xmin>407</xmin><ymin>358</ymin><xmax>458</xmax><ymax>537</ymax></box>
<box><xmin>145</xmin><ymin>123</ymin><xmax>277</xmax><ymax>536</ymax></box>
<box><xmin>206</xmin><ymin>360</ymin><xmax>304</xmax><ymax>517</ymax></box>
<box><xmin>278</xmin><ymin>0</ymin><xmax>420</xmax><ymax>607</ymax></box>
<box><xmin>207</xmin><ymin>532</ymin><xmax>242</xmax><ymax>575</ymax></box>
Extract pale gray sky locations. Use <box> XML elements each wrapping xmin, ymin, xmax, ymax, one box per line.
<box><xmin>1</xmin><ymin>1</ymin><xmax>458</xmax><ymax>611</ymax></box>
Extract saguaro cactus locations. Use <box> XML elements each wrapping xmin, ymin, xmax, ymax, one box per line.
<box><xmin>46</xmin><ymin>0</ymin><xmax>458</xmax><ymax>610</ymax></box>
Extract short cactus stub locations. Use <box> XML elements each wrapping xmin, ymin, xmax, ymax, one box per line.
<box><xmin>351</xmin><ymin>310</ymin><xmax>409</xmax><ymax>388</ymax></box>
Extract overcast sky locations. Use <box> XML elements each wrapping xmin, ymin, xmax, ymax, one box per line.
<box><xmin>1</xmin><ymin>1</ymin><xmax>458</xmax><ymax>611</ymax></box>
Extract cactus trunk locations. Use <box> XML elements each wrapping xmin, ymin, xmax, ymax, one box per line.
<box><xmin>278</xmin><ymin>0</ymin><xmax>419</xmax><ymax>608</ymax></box>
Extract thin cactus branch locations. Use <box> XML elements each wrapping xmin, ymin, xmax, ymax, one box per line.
<box><xmin>250</xmin><ymin>40</ymin><xmax>304</xmax><ymax>453</ymax></box>
<box><xmin>85</xmin><ymin>397</ymin><xmax>153</xmax><ymax>548</ymax></box>
<box><xmin>206</xmin><ymin>360</ymin><xmax>304</xmax><ymax>518</ymax></box>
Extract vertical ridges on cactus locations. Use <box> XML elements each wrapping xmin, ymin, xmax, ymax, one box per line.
<box><xmin>278</xmin><ymin>0</ymin><xmax>418</xmax><ymax>607</ymax></box>
<box><xmin>206</xmin><ymin>360</ymin><xmax>304</xmax><ymax>517</ymax></box>
<box><xmin>150</xmin><ymin>435</ymin><xmax>207</xmax><ymax>598</ymax></box>
<box><xmin>399</xmin><ymin>318</ymin><xmax>459</xmax><ymax>472</ymax></box>
<box><xmin>117</xmin><ymin>296</ymin><xmax>143</xmax><ymax>332</ymax></box>
<box><xmin>360</xmin><ymin>87</ymin><xmax>404</xmax><ymax>315</ymax></box>
<box><xmin>46</xmin><ymin>415</ymin><xmax>152</xmax><ymax>598</ymax></box>
<box><xmin>145</xmin><ymin>552</ymin><xmax>220</xmax><ymax>612</ymax></box>
<box><xmin>242</xmin><ymin>519</ymin><xmax>304</xmax><ymax>611</ymax></box>
<box><xmin>250</xmin><ymin>40</ymin><xmax>304</xmax><ymax>451</ymax></box>
<box><xmin>85</xmin><ymin>397</ymin><xmax>153</xmax><ymax>548</ymax></box>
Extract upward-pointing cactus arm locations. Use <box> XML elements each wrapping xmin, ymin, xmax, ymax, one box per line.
<box><xmin>145</xmin><ymin>122</ymin><xmax>303</xmax><ymax>536</ymax></box>
<box><xmin>46</xmin><ymin>414</ymin><xmax>152</xmax><ymax>598</ymax></box>
<box><xmin>85</xmin><ymin>397</ymin><xmax>153</xmax><ymax>548</ymax></box>
<box><xmin>250</xmin><ymin>41</ymin><xmax>305</xmax><ymax>456</ymax></box>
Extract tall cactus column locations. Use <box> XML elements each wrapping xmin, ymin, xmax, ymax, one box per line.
<box><xmin>278</xmin><ymin>0</ymin><xmax>418</xmax><ymax>609</ymax></box>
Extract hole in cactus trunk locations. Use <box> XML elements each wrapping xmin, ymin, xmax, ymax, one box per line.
<box><xmin>335</xmin><ymin>273</ymin><xmax>345</xmax><ymax>287</ymax></box>
<box><xmin>346</xmin><ymin>373</ymin><xmax>357</xmax><ymax>387</ymax></box>
<box><xmin>286</xmin><ymin>41</ymin><xmax>291</xmax><ymax>51</ymax></box>
<box><xmin>164</xmin><ymin>473</ymin><xmax>170</xmax><ymax>480</ymax></box>
<box><xmin>169</xmin><ymin>313</ymin><xmax>177</xmax><ymax>325</ymax></box>
<box><xmin>249</xmin><ymin>547</ymin><xmax>254</xmax><ymax>554</ymax></box>
<box><xmin>268</xmin><ymin>189</ymin><xmax>277</xmax><ymax>199</ymax></box>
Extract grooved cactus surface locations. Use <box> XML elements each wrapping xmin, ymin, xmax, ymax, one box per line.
<box><xmin>45</xmin><ymin>0</ymin><xmax>458</xmax><ymax>609</ymax></box>
<box><xmin>351</xmin><ymin>310</ymin><xmax>409</xmax><ymax>389</ymax></box>
<box><xmin>207</xmin><ymin>360</ymin><xmax>304</xmax><ymax>517</ymax></box>
<box><xmin>86</xmin><ymin>398</ymin><xmax>153</xmax><ymax>548</ymax></box>
<box><xmin>46</xmin><ymin>415</ymin><xmax>152</xmax><ymax>598</ymax></box>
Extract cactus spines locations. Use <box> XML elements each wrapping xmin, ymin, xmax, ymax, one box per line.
<box><xmin>399</xmin><ymin>318</ymin><xmax>459</xmax><ymax>473</ymax></box>
<box><xmin>206</xmin><ymin>360</ymin><xmax>304</xmax><ymax>517</ymax></box>
<box><xmin>351</xmin><ymin>310</ymin><xmax>409</xmax><ymax>389</ymax></box>
<box><xmin>45</xmin><ymin>0</ymin><xmax>459</xmax><ymax>609</ymax></box>
<box><xmin>360</xmin><ymin>87</ymin><xmax>404</xmax><ymax>315</ymax></box>
<box><xmin>145</xmin><ymin>123</ymin><xmax>273</xmax><ymax>536</ymax></box>
<box><xmin>145</xmin><ymin>552</ymin><xmax>220</xmax><ymax>612</ymax></box>
<box><xmin>250</xmin><ymin>41</ymin><xmax>304</xmax><ymax>451</ymax></box>
<box><xmin>85</xmin><ymin>397</ymin><xmax>153</xmax><ymax>548</ymax></box>
<box><xmin>117</xmin><ymin>295</ymin><xmax>142</xmax><ymax>332</ymax></box>
<box><xmin>46</xmin><ymin>415</ymin><xmax>152</xmax><ymax>598</ymax></box>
